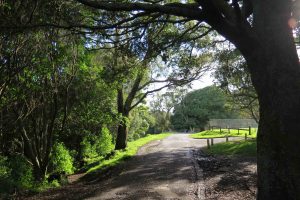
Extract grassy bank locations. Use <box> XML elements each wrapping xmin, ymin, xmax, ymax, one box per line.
<box><xmin>86</xmin><ymin>133</ymin><xmax>172</xmax><ymax>173</ymax></box>
<box><xmin>205</xmin><ymin>140</ymin><xmax>257</xmax><ymax>157</ymax></box>
<box><xmin>190</xmin><ymin>129</ymin><xmax>257</xmax><ymax>139</ymax></box>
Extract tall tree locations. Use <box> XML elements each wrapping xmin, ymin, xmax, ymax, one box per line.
<box><xmin>72</xmin><ymin>1</ymin><xmax>300</xmax><ymax>198</ymax></box>
<box><xmin>171</xmin><ymin>86</ymin><xmax>237</xmax><ymax>131</ymax></box>
<box><xmin>99</xmin><ymin>44</ymin><xmax>207</xmax><ymax>150</ymax></box>
<box><xmin>96</xmin><ymin>21</ymin><xmax>210</xmax><ymax>149</ymax></box>
<box><xmin>0</xmin><ymin>29</ymin><xmax>84</xmax><ymax>180</ymax></box>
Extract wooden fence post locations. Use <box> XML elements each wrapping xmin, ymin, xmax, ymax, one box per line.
<box><xmin>238</xmin><ymin>128</ymin><xmax>240</xmax><ymax>134</ymax></box>
<box><xmin>245</xmin><ymin>133</ymin><xmax>247</xmax><ymax>140</ymax></box>
<box><xmin>226</xmin><ymin>135</ymin><xmax>229</xmax><ymax>142</ymax></box>
<box><xmin>249</xmin><ymin>126</ymin><xmax>251</xmax><ymax>135</ymax></box>
<box><xmin>207</xmin><ymin>139</ymin><xmax>210</xmax><ymax>149</ymax></box>
<box><xmin>219</xmin><ymin>127</ymin><xmax>222</xmax><ymax>134</ymax></box>
<box><xmin>211</xmin><ymin>138</ymin><xmax>214</xmax><ymax>146</ymax></box>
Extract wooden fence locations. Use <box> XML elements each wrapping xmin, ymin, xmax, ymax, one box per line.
<box><xmin>210</xmin><ymin>126</ymin><xmax>253</xmax><ymax>135</ymax></box>
<box><xmin>206</xmin><ymin>133</ymin><xmax>252</xmax><ymax>149</ymax></box>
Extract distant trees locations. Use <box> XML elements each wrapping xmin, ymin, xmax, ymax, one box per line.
<box><xmin>149</xmin><ymin>89</ymin><xmax>187</xmax><ymax>133</ymax></box>
<box><xmin>171</xmin><ymin>86</ymin><xmax>239</xmax><ymax>131</ymax></box>
<box><xmin>128</xmin><ymin>106</ymin><xmax>155</xmax><ymax>141</ymax></box>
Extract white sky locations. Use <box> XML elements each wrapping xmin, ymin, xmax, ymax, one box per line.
<box><xmin>145</xmin><ymin>70</ymin><xmax>215</xmax><ymax>106</ymax></box>
<box><xmin>190</xmin><ymin>70</ymin><xmax>215</xmax><ymax>90</ymax></box>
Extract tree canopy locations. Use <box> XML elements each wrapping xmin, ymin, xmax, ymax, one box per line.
<box><xmin>171</xmin><ymin>86</ymin><xmax>239</xmax><ymax>131</ymax></box>
<box><xmin>2</xmin><ymin>0</ymin><xmax>300</xmax><ymax>198</ymax></box>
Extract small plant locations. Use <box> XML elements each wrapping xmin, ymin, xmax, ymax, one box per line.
<box><xmin>50</xmin><ymin>142</ymin><xmax>74</xmax><ymax>175</ymax></box>
<box><xmin>97</xmin><ymin>126</ymin><xmax>114</xmax><ymax>156</ymax></box>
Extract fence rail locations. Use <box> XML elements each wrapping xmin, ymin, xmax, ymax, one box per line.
<box><xmin>206</xmin><ymin>135</ymin><xmax>252</xmax><ymax>149</ymax></box>
<box><xmin>210</xmin><ymin>126</ymin><xmax>253</xmax><ymax>135</ymax></box>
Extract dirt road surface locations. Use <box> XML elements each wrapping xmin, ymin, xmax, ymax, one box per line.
<box><xmin>85</xmin><ymin>134</ymin><xmax>238</xmax><ymax>200</ymax></box>
<box><xmin>25</xmin><ymin>134</ymin><xmax>240</xmax><ymax>200</ymax></box>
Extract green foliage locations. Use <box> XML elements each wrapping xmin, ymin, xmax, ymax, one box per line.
<box><xmin>98</xmin><ymin>126</ymin><xmax>114</xmax><ymax>155</ymax></box>
<box><xmin>205</xmin><ymin>140</ymin><xmax>257</xmax><ymax>157</ymax></box>
<box><xmin>171</xmin><ymin>86</ymin><xmax>239</xmax><ymax>131</ymax></box>
<box><xmin>81</xmin><ymin>126</ymin><xmax>114</xmax><ymax>160</ymax></box>
<box><xmin>149</xmin><ymin>111</ymin><xmax>169</xmax><ymax>134</ymax></box>
<box><xmin>0</xmin><ymin>156</ymin><xmax>13</xmax><ymax>195</ymax></box>
<box><xmin>50</xmin><ymin>179</ymin><xmax>60</xmax><ymax>187</ymax></box>
<box><xmin>8</xmin><ymin>155</ymin><xmax>34</xmax><ymax>189</ymax></box>
<box><xmin>149</xmin><ymin>89</ymin><xmax>187</xmax><ymax>133</ymax></box>
<box><xmin>0</xmin><ymin>156</ymin><xmax>10</xmax><ymax>179</ymax></box>
<box><xmin>190</xmin><ymin>129</ymin><xmax>257</xmax><ymax>139</ymax></box>
<box><xmin>87</xmin><ymin>133</ymin><xmax>172</xmax><ymax>173</ymax></box>
<box><xmin>50</xmin><ymin>143</ymin><xmax>74</xmax><ymax>175</ymax></box>
<box><xmin>128</xmin><ymin>106</ymin><xmax>155</xmax><ymax>141</ymax></box>
<box><xmin>60</xmin><ymin>53</ymin><xmax>119</xmax><ymax>160</ymax></box>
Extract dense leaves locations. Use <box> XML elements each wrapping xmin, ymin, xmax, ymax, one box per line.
<box><xmin>171</xmin><ymin>86</ymin><xmax>239</xmax><ymax>131</ymax></box>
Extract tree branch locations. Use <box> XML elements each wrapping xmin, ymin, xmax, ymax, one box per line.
<box><xmin>76</xmin><ymin>0</ymin><xmax>204</xmax><ymax>21</ymax></box>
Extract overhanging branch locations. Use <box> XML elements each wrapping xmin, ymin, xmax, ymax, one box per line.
<box><xmin>76</xmin><ymin>0</ymin><xmax>205</xmax><ymax>21</ymax></box>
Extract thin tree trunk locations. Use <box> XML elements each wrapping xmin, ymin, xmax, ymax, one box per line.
<box><xmin>115</xmin><ymin>88</ymin><xmax>129</xmax><ymax>150</ymax></box>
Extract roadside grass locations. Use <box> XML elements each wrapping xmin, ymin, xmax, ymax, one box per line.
<box><xmin>86</xmin><ymin>133</ymin><xmax>172</xmax><ymax>173</ymax></box>
<box><xmin>190</xmin><ymin>128</ymin><xmax>257</xmax><ymax>139</ymax></box>
<box><xmin>205</xmin><ymin>140</ymin><xmax>257</xmax><ymax>157</ymax></box>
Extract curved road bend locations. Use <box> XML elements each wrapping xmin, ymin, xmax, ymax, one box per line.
<box><xmin>86</xmin><ymin>134</ymin><xmax>233</xmax><ymax>200</ymax></box>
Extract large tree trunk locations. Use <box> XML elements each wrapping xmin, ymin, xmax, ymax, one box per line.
<box><xmin>249</xmin><ymin>51</ymin><xmax>300</xmax><ymax>199</ymax></box>
<box><xmin>115</xmin><ymin>120</ymin><xmax>128</xmax><ymax>150</ymax></box>
<box><xmin>256</xmin><ymin>95</ymin><xmax>300</xmax><ymax>199</ymax></box>
<box><xmin>249</xmin><ymin>44</ymin><xmax>300</xmax><ymax>199</ymax></box>
<box><xmin>242</xmin><ymin>1</ymin><xmax>300</xmax><ymax>199</ymax></box>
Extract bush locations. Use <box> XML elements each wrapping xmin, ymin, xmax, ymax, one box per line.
<box><xmin>81</xmin><ymin>126</ymin><xmax>114</xmax><ymax>160</ymax></box>
<box><xmin>50</xmin><ymin>142</ymin><xmax>74</xmax><ymax>175</ymax></box>
<box><xmin>8</xmin><ymin>155</ymin><xmax>34</xmax><ymax>189</ymax></box>
<box><xmin>97</xmin><ymin>126</ymin><xmax>114</xmax><ymax>155</ymax></box>
<box><xmin>0</xmin><ymin>155</ymin><xmax>12</xmax><ymax>195</ymax></box>
<box><xmin>81</xmin><ymin>136</ymin><xmax>97</xmax><ymax>159</ymax></box>
<box><xmin>0</xmin><ymin>156</ymin><xmax>10</xmax><ymax>179</ymax></box>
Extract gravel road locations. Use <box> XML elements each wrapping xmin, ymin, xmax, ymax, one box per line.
<box><xmin>24</xmin><ymin>134</ymin><xmax>240</xmax><ymax>200</ymax></box>
<box><xmin>85</xmin><ymin>134</ymin><xmax>236</xmax><ymax>200</ymax></box>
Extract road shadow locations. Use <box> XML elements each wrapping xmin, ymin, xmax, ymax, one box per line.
<box><xmin>24</xmin><ymin>148</ymin><xmax>199</xmax><ymax>200</ymax></box>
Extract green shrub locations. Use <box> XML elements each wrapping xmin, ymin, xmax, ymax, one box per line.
<box><xmin>81</xmin><ymin>136</ymin><xmax>98</xmax><ymax>159</ymax></box>
<box><xmin>8</xmin><ymin>155</ymin><xmax>33</xmax><ymax>189</ymax></box>
<box><xmin>81</xmin><ymin>126</ymin><xmax>113</xmax><ymax>159</ymax></box>
<box><xmin>50</xmin><ymin>142</ymin><xmax>74</xmax><ymax>175</ymax></box>
<box><xmin>97</xmin><ymin>126</ymin><xmax>114</xmax><ymax>155</ymax></box>
<box><xmin>0</xmin><ymin>156</ymin><xmax>10</xmax><ymax>179</ymax></box>
<box><xmin>0</xmin><ymin>155</ymin><xmax>13</xmax><ymax>195</ymax></box>
<box><xmin>50</xmin><ymin>179</ymin><xmax>60</xmax><ymax>187</ymax></box>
